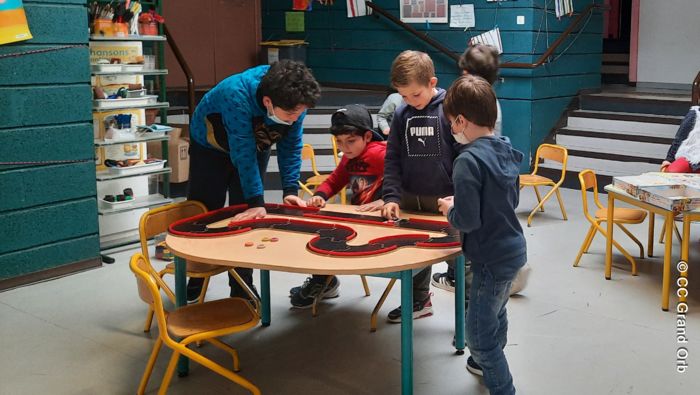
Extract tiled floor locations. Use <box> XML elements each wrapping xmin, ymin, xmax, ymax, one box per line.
<box><xmin>1</xmin><ymin>188</ymin><xmax>698</xmax><ymax>394</ymax></box>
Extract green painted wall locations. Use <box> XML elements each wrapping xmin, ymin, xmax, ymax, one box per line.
<box><xmin>261</xmin><ymin>0</ymin><xmax>603</xmax><ymax>169</ymax></box>
<box><xmin>0</xmin><ymin>0</ymin><xmax>99</xmax><ymax>283</ymax></box>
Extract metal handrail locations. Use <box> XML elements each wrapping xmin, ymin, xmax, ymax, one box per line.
<box><xmin>692</xmin><ymin>70</ymin><xmax>700</xmax><ymax>106</ymax></box>
<box><xmin>163</xmin><ymin>24</ymin><xmax>196</xmax><ymax>119</ymax></box>
<box><xmin>366</xmin><ymin>1</ymin><xmax>602</xmax><ymax>69</ymax></box>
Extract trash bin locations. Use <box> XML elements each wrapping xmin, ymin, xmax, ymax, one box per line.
<box><xmin>259</xmin><ymin>40</ymin><xmax>308</xmax><ymax>65</ymax></box>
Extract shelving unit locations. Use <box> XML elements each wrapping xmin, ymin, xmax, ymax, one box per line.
<box><xmin>89</xmin><ymin>1</ymin><xmax>171</xmax><ymax>249</ymax></box>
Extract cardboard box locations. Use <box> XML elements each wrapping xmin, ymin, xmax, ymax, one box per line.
<box><xmin>147</xmin><ymin>129</ymin><xmax>189</xmax><ymax>183</ymax></box>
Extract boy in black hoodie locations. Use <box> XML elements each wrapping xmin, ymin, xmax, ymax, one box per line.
<box><xmin>381</xmin><ymin>50</ymin><xmax>460</xmax><ymax>322</ymax></box>
<box><xmin>438</xmin><ymin>75</ymin><xmax>526</xmax><ymax>395</ymax></box>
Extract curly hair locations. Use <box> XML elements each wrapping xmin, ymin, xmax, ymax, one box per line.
<box><xmin>458</xmin><ymin>44</ymin><xmax>500</xmax><ymax>85</ymax></box>
<box><xmin>258</xmin><ymin>60</ymin><xmax>321</xmax><ymax>110</ymax></box>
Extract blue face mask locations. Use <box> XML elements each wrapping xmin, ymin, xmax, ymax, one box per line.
<box><xmin>266</xmin><ymin>102</ymin><xmax>293</xmax><ymax>126</ymax></box>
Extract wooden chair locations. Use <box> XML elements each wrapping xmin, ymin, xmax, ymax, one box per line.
<box><xmin>139</xmin><ymin>201</ymin><xmax>229</xmax><ymax>332</ymax></box>
<box><xmin>330</xmin><ymin>136</ymin><xmax>348</xmax><ymax>205</ymax></box>
<box><xmin>519</xmin><ymin>143</ymin><xmax>569</xmax><ymax>226</ymax></box>
<box><xmin>129</xmin><ymin>253</ymin><xmax>261</xmax><ymax>395</ymax></box>
<box><xmin>298</xmin><ymin>144</ymin><xmax>330</xmax><ymax>198</ymax></box>
<box><xmin>574</xmin><ymin>169</ymin><xmax>647</xmax><ymax>275</ymax></box>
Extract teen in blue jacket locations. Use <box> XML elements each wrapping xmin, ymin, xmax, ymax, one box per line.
<box><xmin>187</xmin><ymin>60</ymin><xmax>321</xmax><ymax>301</ymax></box>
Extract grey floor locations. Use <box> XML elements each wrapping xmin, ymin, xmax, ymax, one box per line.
<box><xmin>1</xmin><ymin>187</ymin><xmax>699</xmax><ymax>395</ymax></box>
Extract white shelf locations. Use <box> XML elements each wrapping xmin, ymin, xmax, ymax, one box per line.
<box><xmin>98</xmin><ymin>194</ymin><xmax>173</xmax><ymax>216</ymax></box>
<box><xmin>93</xmin><ymin>101</ymin><xmax>169</xmax><ymax>112</ymax></box>
<box><xmin>92</xmin><ymin>69</ymin><xmax>168</xmax><ymax>76</ymax></box>
<box><xmin>96</xmin><ymin>167</ymin><xmax>171</xmax><ymax>181</ymax></box>
<box><xmin>90</xmin><ymin>35</ymin><xmax>166</xmax><ymax>41</ymax></box>
<box><xmin>94</xmin><ymin>134</ymin><xmax>169</xmax><ymax>146</ymax></box>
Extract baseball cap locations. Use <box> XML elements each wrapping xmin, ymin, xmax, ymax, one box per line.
<box><xmin>331</xmin><ymin>104</ymin><xmax>374</xmax><ymax>132</ymax></box>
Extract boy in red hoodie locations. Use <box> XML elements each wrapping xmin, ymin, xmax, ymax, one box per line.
<box><xmin>289</xmin><ymin>104</ymin><xmax>386</xmax><ymax>308</ymax></box>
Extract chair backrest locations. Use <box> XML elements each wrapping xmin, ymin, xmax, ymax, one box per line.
<box><xmin>139</xmin><ymin>200</ymin><xmax>207</xmax><ymax>256</ymax></box>
<box><xmin>532</xmin><ymin>143</ymin><xmax>568</xmax><ymax>182</ymax></box>
<box><xmin>300</xmin><ymin>144</ymin><xmax>321</xmax><ymax>176</ymax></box>
<box><xmin>130</xmin><ymin>253</ymin><xmax>172</xmax><ymax>341</ymax></box>
<box><xmin>578</xmin><ymin>169</ymin><xmax>603</xmax><ymax>222</ymax></box>
<box><xmin>330</xmin><ymin>136</ymin><xmax>340</xmax><ymax>166</ymax></box>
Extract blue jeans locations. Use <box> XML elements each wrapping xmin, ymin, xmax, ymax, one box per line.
<box><xmin>466</xmin><ymin>262</ymin><xmax>518</xmax><ymax>395</ymax></box>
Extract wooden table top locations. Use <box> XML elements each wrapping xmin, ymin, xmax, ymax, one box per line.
<box><xmin>166</xmin><ymin>204</ymin><xmax>462</xmax><ymax>275</ymax></box>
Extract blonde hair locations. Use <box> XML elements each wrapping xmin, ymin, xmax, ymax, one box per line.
<box><xmin>390</xmin><ymin>50</ymin><xmax>435</xmax><ymax>88</ymax></box>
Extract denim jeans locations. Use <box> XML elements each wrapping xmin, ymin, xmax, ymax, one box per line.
<box><xmin>466</xmin><ymin>262</ymin><xmax>518</xmax><ymax>395</ymax></box>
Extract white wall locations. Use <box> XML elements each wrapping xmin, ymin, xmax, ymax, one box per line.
<box><xmin>637</xmin><ymin>0</ymin><xmax>700</xmax><ymax>86</ymax></box>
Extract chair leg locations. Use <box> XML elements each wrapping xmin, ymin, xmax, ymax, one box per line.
<box><xmin>617</xmin><ymin>223</ymin><xmax>645</xmax><ymax>259</ymax></box>
<box><xmin>207</xmin><ymin>338</ymin><xmax>241</xmax><ymax>372</ymax></box>
<box><xmin>182</xmin><ymin>348</ymin><xmax>261</xmax><ymax>395</ymax></box>
<box><xmin>659</xmin><ymin>217</ymin><xmax>667</xmax><ymax>243</ymax></box>
<box><xmin>138</xmin><ymin>338</ymin><xmax>163</xmax><ymax>395</ymax></box>
<box><xmin>157</xmin><ymin>350</ymin><xmax>180</xmax><ymax>395</ymax></box>
<box><xmin>593</xmin><ymin>223</ymin><xmax>638</xmax><ymax>275</ymax></box>
<box><xmin>647</xmin><ymin>212</ymin><xmax>655</xmax><ymax>257</ymax></box>
<box><xmin>533</xmin><ymin>186</ymin><xmax>545</xmax><ymax>212</ymax></box>
<box><xmin>370</xmin><ymin>279</ymin><xmax>396</xmax><ymax>332</ymax></box>
<box><xmin>198</xmin><ymin>276</ymin><xmax>211</xmax><ymax>304</ymax></box>
<box><xmin>312</xmin><ymin>276</ymin><xmax>335</xmax><ymax>317</ymax></box>
<box><xmin>584</xmin><ymin>227</ymin><xmax>598</xmax><ymax>254</ymax></box>
<box><xmin>360</xmin><ymin>275</ymin><xmax>371</xmax><ymax>296</ymax></box>
<box><xmin>144</xmin><ymin>307</ymin><xmax>155</xmax><ymax>333</ymax></box>
<box><xmin>554</xmin><ymin>187</ymin><xmax>567</xmax><ymax>220</ymax></box>
<box><xmin>574</xmin><ymin>225</ymin><xmax>596</xmax><ymax>267</ymax></box>
<box><xmin>673</xmin><ymin>222</ymin><xmax>683</xmax><ymax>244</ymax></box>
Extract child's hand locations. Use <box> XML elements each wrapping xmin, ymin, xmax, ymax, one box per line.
<box><xmin>284</xmin><ymin>195</ymin><xmax>307</xmax><ymax>207</ymax></box>
<box><xmin>661</xmin><ymin>160</ymin><xmax>671</xmax><ymax>172</ymax></box>
<box><xmin>382</xmin><ymin>127</ymin><xmax>390</xmax><ymax>136</ymax></box>
<box><xmin>382</xmin><ymin>202</ymin><xmax>401</xmax><ymax>220</ymax></box>
<box><xmin>437</xmin><ymin>196</ymin><xmax>454</xmax><ymax>216</ymax></box>
<box><xmin>306</xmin><ymin>195</ymin><xmax>326</xmax><ymax>208</ymax></box>
<box><xmin>357</xmin><ymin>199</ymin><xmax>384</xmax><ymax>212</ymax></box>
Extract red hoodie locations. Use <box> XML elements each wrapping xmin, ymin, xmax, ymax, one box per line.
<box><xmin>314</xmin><ymin>141</ymin><xmax>386</xmax><ymax>205</ymax></box>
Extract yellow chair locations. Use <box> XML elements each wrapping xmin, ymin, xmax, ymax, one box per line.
<box><xmin>298</xmin><ymin>144</ymin><xmax>330</xmax><ymax>198</ymax></box>
<box><xmin>519</xmin><ymin>143</ymin><xmax>569</xmax><ymax>226</ymax></box>
<box><xmin>574</xmin><ymin>169</ymin><xmax>647</xmax><ymax>275</ymax></box>
<box><xmin>129</xmin><ymin>253</ymin><xmax>261</xmax><ymax>395</ymax></box>
<box><xmin>330</xmin><ymin>136</ymin><xmax>348</xmax><ymax>205</ymax></box>
<box><xmin>139</xmin><ymin>201</ymin><xmax>229</xmax><ymax>332</ymax></box>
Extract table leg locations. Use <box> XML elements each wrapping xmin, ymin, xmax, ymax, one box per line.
<box><xmin>647</xmin><ymin>212</ymin><xmax>655</xmax><ymax>257</ymax></box>
<box><xmin>662</xmin><ymin>213</ymin><xmax>674</xmax><ymax>311</ymax></box>
<box><xmin>454</xmin><ymin>255</ymin><xmax>465</xmax><ymax>355</ymax></box>
<box><xmin>682</xmin><ymin>216</ymin><xmax>691</xmax><ymax>263</ymax></box>
<box><xmin>605</xmin><ymin>195</ymin><xmax>615</xmax><ymax>280</ymax></box>
<box><xmin>400</xmin><ymin>269</ymin><xmax>413</xmax><ymax>395</ymax></box>
<box><xmin>260</xmin><ymin>269</ymin><xmax>271</xmax><ymax>327</ymax></box>
<box><xmin>174</xmin><ymin>256</ymin><xmax>189</xmax><ymax>376</ymax></box>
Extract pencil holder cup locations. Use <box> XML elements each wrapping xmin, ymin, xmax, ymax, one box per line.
<box><xmin>138</xmin><ymin>22</ymin><xmax>158</xmax><ymax>36</ymax></box>
<box><xmin>92</xmin><ymin>19</ymin><xmax>114</xmax><ymax>36</ymax></box>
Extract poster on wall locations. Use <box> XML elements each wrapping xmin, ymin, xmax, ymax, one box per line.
<box><xmin>0</xmin><ymin>0</ymin><xmax>33</xmax><ymax>45</ymax></box>
<box><xmin>400</xmin><ymin>0</ymin><xmax>448</xmax><ymax>24</ymax></box>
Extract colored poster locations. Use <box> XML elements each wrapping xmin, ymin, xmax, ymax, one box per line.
<box><xmin>285</xmin><ymin>12</ymin><xmax>305</xmax><ymax>32</ymax></box>
<box><xmin>0</xmin><ymin>0</ymin><xmax>33</xmax><ymax>45</ymax></box>
<box><xmin>400</xmin><ymin>0</ymin><xmax>448</xmax><ymax>23</ymax></box>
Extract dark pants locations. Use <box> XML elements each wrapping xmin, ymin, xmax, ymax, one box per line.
<box><xmin>186</xmin><ymin>141</ymin><xmax>271</xmax><ymax>294</ymax></box>
<box><xmin>400</xmin><ymin>191</ymin><xmax>456</xmax><ymax>302</ymax></box>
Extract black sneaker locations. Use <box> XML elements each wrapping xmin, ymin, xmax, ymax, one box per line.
<box><xmin>466</xmin><ymin>356</ymin><xmax>483</xmax><ymax>376</ymax></box>
<box><xmin>186</xmin><ymin>278</ymin><xmax>205</xmax><ymax>303</ymax></box>
<box><xmin>289</xmin><ymin>276</ymin><xmax>340</xmax><ymax>299</ymax></box>
<box><xmin>386</xmin><ymin>296</ymin><xmax>433</xmax><ymax>323</ymax></box>
<box><xmin>431</xmin><ymin>272</ymin><xmax>455</xmax><ymax>292</ymax></box>
<box><xmin>290</xmin><ymin>276</ymin><xmax>340</xmax><ymax>309</ymax></box>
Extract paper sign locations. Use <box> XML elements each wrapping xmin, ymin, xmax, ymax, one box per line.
<box><xmin>450</xmin><ymin>4</ymin><xmax>475</xmax><ymax>29</ymax></box>
<box><xmin>267</xmin><ymin>47</ymin><xmax>279</xmax><ymax>64</ymax></box>
<box><xmin>285</xmin><ymin>12</ymin><xmax>305</xmax><ymax>32</ymax></box>
<box><xmin>469</xmin><ymin>27</ymin><xmax>503</xmax><ymax>54</ymax></box>
<box><xmin>0</xmin><ymin>0</ymin><xmax>33</xmax><ymax>45</ymax></box>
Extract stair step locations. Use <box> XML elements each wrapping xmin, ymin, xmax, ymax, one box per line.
<box><xmin>569</xmin><ymin>110</ymin><xmax>684</xmax><ymax>125</ymax></box>
<box><xmin>558</xmin><ymin>126</ymin><xmax>675</xmax><ymax>144</ymax></box>
<box><xmin>556</xmin><ymin>133</ymin><xmax>669</xmax><ymax>159</ymax></box>
<box><xmin>580</xmin><ymin>92</ymin><xmax>691</xmax><ymax>116</ymax></box>
<box><xmin>541</xmin><ymin>153</ymin><xmax>661</xmax><ymax>178</ymax></box>
<box><xmin>602</xmin><ymin>53</ymin><xmax>630</xmax><ymax>63</ymax></box>
<box><xmin>601</xmin><ymin>64</ymin><xmax>629</xmax><ymax>75</ymax></box>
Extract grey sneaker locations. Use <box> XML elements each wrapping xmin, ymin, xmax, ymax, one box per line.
<box><xmin>290</xmin><ymin>276</ymin><xmax>340</xmax><ymax>309</ymax></box>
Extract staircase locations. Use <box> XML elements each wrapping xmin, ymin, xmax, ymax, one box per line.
<box><xmin>541</xmin><ymin>86</ymin><xmax>692</xmax><ymax>190</ymax></box>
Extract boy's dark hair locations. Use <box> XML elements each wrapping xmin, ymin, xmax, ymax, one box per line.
<box><xmin>390</xmin><ymin>50</ymin><xmax>435</xmax><ymax>88</ymax></box>
<box><xmin>330</xmin><ymin>104</ymin><xmax>374</xmax><ymax>137</ymax></box>
<box><xmin>258</xmin><ymin>60</ymin><xmax>321</xmax><ymax>110</ymax></box>
<box><xmin>458</xmin><ymin>44</ymin><xmax>500</xmax><ymax>85</ymax></box>
<box><xmin>444</xmin><ymin>75</ymin><xmax>497</xmax><ymax>129</ymax></box>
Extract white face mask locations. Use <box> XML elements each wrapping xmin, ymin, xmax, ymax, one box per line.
<box><xmin>266</xmin><ymin>102</ymin><xmax>293</xmax><ymax>126</ymax></box>
<box><xmin>453</xmin><ymin>132</ymin><xmax>470</xmax><ymax>145</ymax></box>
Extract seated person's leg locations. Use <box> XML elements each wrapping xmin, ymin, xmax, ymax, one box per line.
<box><xmin>290</xmin><ymin>275</ymin><xmax>340</xmax><ymax>309</ymax></box>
